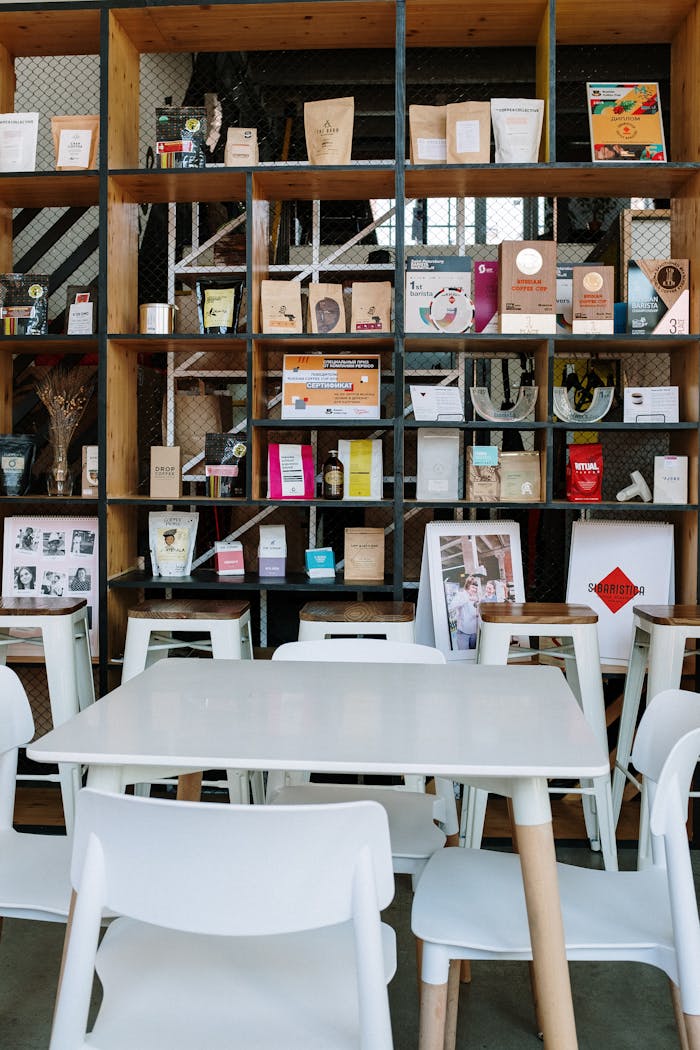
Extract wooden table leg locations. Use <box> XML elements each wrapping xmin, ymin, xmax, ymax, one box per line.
<box><xmin>512</xmin><ymin>777</ymin><xmax>578</xmax><ymax>1050</ymax></box>
<box><xmin>176</xmin><ymin>771</ymin><xmax>203</xmax><ymax>801</ymax></box>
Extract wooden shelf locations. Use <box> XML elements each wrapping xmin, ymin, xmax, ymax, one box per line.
<box><xmin>405</xmin><ymin>164</ymin><xmax>700</xmax><ymax>200</ymax></box>
<box><xmin>108</xmin><ymin>334</ymin><xmax>246</xmax><ymax>352</ymax></box>
<box><xmin>0</xmin><ymin>335</ymin><xmax>98</xmax><ymax>354</ymax></box>
<box><xmin>555</xmin><ymin>0</ymin><xmax>697</xmax><ymax>43</ymax></box>
<box><xmin>110</xmin><ymin>169</ymin><xmax>247</xmax><ymax>205</ymax></box>
<box><xmin>252</xmin><ymin>165</ymin><xmax>395</xmax><ymax>201</ymax></box>
<box><xmin>0</xmin><ymin>173</ymin><xmax>98</xmax><ymax>208</ymax></box>
<box><xmin>0</xmin><ymin>8</ymin><xmax>100</xmax><ymax>56</ymax></box>
<box><xmin>112</xmin><ymin>1</ymin><xmax>397</xmax><ymax>53</ymax></box>
<box><xmin>406</xmin><ymin>0</ymin><xmax>548</xmax><ymax>47</ymax></box>
<box><xmin>108</xmin><ymin>569</ymin><xmax>395</xmax><ymax>592</ymax></box>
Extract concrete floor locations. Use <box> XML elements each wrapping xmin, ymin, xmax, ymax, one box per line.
<box><xmin>0</xmin><ymin>842</ymin><xmax>692</xmax><ymax>1049</ymax></box>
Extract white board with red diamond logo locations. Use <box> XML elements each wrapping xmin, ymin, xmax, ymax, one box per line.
<box><xmin>566</xmin><ymin>520</ymin><xmax>674</xmax><ymax>665</ymax></box>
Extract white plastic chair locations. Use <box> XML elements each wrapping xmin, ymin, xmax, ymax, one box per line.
<box><xmin>50</xmin><ymin>792</ymin><xmax>396</xmax><ymax>1050</ymax></box>
<box><xmin>411</xmin><ymin>688</ymin><xmax>700</xmax><ymax>1050</ymax></box>
<box><xmin>269</xmin><ymin>638</ymin><xmax>458</xmax><ymax>880</ymax></box>
<box><xmin>0</xmin><ymin>665</ymin><xmax>72</xmax><ymax>925</ymax></box>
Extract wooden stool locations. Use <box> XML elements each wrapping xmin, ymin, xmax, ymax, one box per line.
<box><xmin>0</xmin><ymin>597</ymin><xmax>94</xmax><ymax>833</ymax></box>
<box><xmin>298</xmin><ymin>601</ymin><xmax>416</xmax><ymax>642</ymax></box>
<box><xmin>121</xmin><ymin>599</ymin><xmax>253</xmax><ymax>681</ymax></box>
<box><xmin>121</xmin><ymin>599</ymin><xmax>256</xmax><ymax>803</ymax></box>
<box><xmin>613</xmin><ymin>604</ymin><xmax>700</xmax><ymax>866</ymax></box>
<box><xmin>465</xmin><ymin>602</ymin><xmax>617</xmax><ymax>870</ymax></box>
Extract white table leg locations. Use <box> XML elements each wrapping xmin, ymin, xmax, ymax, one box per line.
<box><xmin>511</xmin><ymin>777</ymin><xmax>578</xmax><ymax>1050</ymax></box>
<box><xmin>85</xmin><ymin>764</ymin><xmax>125</xmax><ymax>793</ymax></box>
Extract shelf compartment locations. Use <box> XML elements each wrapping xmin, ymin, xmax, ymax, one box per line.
<box><xmin>556</xmin><ymin>0</ymin><xmax>697</xmax><ymax>44</ymax></box>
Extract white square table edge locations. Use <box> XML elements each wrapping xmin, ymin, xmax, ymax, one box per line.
<box><xmin>28</xmin><ymin>658</ymin><xmax>608</xmax><ymax>1050</ymax></box>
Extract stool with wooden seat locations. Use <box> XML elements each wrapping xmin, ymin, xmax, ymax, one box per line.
<box><xmin>463</xmin><ymin>602</ymin><xmax>617</xmax><ymax>871</ymax></box>
<box><xmin>298</xmin><ymin>601</ymin><xmax>415</xmax><ymax>643</ymax></box>
<box><xmin>612</xmin><ymin>604</ymin><xmax>700</xmax><ymax>866</ymax></box>
<box><xmin>0</xmin><ymin>596</ymin><xmax>94</xmax><ymax>832</ymax></box>
<box><xmin>121</xmin><ymin>598</ymin><xmax>256</xmax><ymax>803</ymax></box>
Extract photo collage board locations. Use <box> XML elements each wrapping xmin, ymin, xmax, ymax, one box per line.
<box><xmin>2</xmin><ymin>516</ymin><xmax>99</xmax><ymax>656</ymax></box>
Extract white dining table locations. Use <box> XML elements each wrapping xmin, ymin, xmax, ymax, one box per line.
<box><xmin>28</xmin><ymin>657</ymin><xmax>607</xmax><ymax>1050</ymax></box>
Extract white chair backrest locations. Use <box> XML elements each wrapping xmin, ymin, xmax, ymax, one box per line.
<box><xmin>632</xmin><ymin>689</ymin><xmax>700</xmax><ymax>1015</ymax></box>
<box><xmin>0</xmin><ymin>666</ymin><xmax>34</xmax><ymax>829</ymax></box>
<box><xmin>71</xmin><ymin>790</ymin><xmax>394</xmax><ymax>934</ymax></box>
<box><xmin>273</xmin><ymin>639</ymin><xmax>447</xmax><ymax>664</ymax></box>
<box><xmin>631</xmin><ymin>688</ymin><xmax>700</xmax><ymax>785</ymax></box>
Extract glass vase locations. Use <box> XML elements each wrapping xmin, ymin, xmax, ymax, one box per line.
<box><xmin>47</xmin><ymin>442</ymin><xmax>73</xmax><ymax>496</ymax></box>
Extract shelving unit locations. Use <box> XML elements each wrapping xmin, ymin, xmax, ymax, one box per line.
<box><xmin>0</xmin><ymin>0</ymin><xmax>699</xmax><ymax>685</ymax></box>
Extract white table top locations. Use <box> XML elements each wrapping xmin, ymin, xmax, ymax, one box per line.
<box><xmin>28</xmin><ymin>658</ymin><xmax>608</xmax><ymax>780</ymax></box>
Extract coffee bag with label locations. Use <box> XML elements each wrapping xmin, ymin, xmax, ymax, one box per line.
<box><xmin>308</xmin><ymin>283</ymin><xmax>345</xmax><ymax>334</ymax></box>
<box><xmin>350</xmin><ymin>282</ymin><xmax>392</xmax><ymax>333</ymax></box>
<box><xmin>224</xmin><ymin>127</ymin><xmax>258</xmax><ymax>165</ymax></box>
<box><xmin>260</xmin><ymin>280</ymin><xmax>303</xmax><ymax>334</ymax></box>
<box><xmin>446</xmin><ymin>102</ymin><xmax>491</xmax><ymax>163</ymax></box>
<box><xmin>409</xmin><ymin>105</ymin><xmax>446</xmax><ymax>163</ymax></box>
<box><xmin>566</xmin><ymin>442</ymin><xmax>603</xmax><ymax>502</ymax></box>
<box><xmin>304</xmin><ymin>97</ymin><xmax>354</xmax><ymax>164</ymax></box>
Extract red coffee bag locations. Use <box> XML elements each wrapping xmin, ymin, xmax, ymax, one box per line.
<box><xmin>566</xmin><ymin>442</ymin><xmax>603</xmax><ymax>502</ymax></box>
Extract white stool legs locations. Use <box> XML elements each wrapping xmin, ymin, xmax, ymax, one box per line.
<box><xmin>466</xmin><ymin>615</ymin><xmax>617</xmax><ymax>871</ymax></box>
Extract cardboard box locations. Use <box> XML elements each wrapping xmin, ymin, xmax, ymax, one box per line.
<box><xmin>281</xmin><ymin>355</ymin><xmax>380</xmax><ymax>420</ymax></box>
<box><xmin>498</xmin><ymin>240</ymin><xmax>556</xmax><ymax>334</ymax></box>
<box><xmin>572</xmin><ymin>265</ymin><xmax>614</xmax><ymax>334</ymax></box>
<box><xmin>149</xmin><ymin>446</ymin><xmax>181</xmax><ymax>498</ymax></box>
<box><xmin>473</xmin><ymin>260</ymin><xmax>498</xmax><ymax>333</ymax></box>
<box><xmin>338</xmin><ymin>438</ymin><xmax>383</xmax><ymax>500</ymax></box>
<box><xmin>81</xmin><ymin>445</ymin><xmax>98</xmax><ymax>497</ymax></box>
<box><xmin>466</xmin><ymin>445</ymin><xmax>500</xmax><ymax>501</ymax></box>
<box><xmin>258</xmin><ymin>524</ymin><xmax>287</xmax><ymax>577</ymax></box>
<box><xmin>556</xmin><ymin>264</ymin><xmax>573</xmax><ymax>333</ymax></box>
<box><xmin>214</xmin><ymin>540</ymin><xmax>245</xmax><ymax>576</ymax></box>
<box><xmin>500</xmin><ymin>450</ymin><xmax>541</xmax><ymax>502</ymax></box>
<box><xmin>305</xmin><ymin>547</ymin><xmax>336</xmax><ymax>579</ymax></box>
<box><xmin>623</xmin><ymin>387</ymin><xmax>679</xmax><ymax>423</ymax></box>
<box><xmin>627</xmin><ymin>260</ymin><xmax>689</xmax><ymax>335</ymax></box>
<box><xmin>417</xmin><ymin>429</ymin><xmax>460</xmax><ymax>501</ymax></box>
<box><xmin>404</xmin><ymin>256</ymin><xmax>473</xmax><ymax>334</ymax></box>
<box><xmin>653</xmin><ymin>455</ymin><xmax>688</xmax><ymax>504</ymax></box>
<box><xmin>344</xmin><ymin>528</ymin><xmax>385</xmax><ymax>582</ymax></box>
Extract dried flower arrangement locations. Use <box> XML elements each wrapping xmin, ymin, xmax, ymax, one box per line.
<box><xmin>35</xmin><ymin>365</ymin><xmax>95</xmax><ymax>495</ymax></box>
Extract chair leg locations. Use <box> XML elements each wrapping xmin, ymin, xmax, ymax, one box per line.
<box><xmin>684</xmin><ymin>1013</ymin><xmax>700</xmax><ymax>1050</ymax></box>
<box><xmin>444</xmin><ymin>959</ymin><xmax>461</xmax><ymax>1050</ymax></box>
<box><xmin>461</xmin><ymin>785</ymin><xmax>489</xmax><ymax>848</ymax></box>
<box><xmin>611</xmin><ymin>628</ymin><xmax>647</xmax><ymax>827</ymax></box>
<box><xmin>418</xmin><ymin>979</ymin><xmax>448</xmax><ymax>1050</ymax></box>
<box><xmin>589</xmin><ymin>774</ymin><xmax>618</xmax><ymax>871</ymax></box>
<box><xmin>670</xmin><ymin>981</ymin><xmax>691</xmax><ymax>1050</ymax></box>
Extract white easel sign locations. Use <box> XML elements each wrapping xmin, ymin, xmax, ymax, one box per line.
<box><xmin>415</xmin><ymin>520</ymin><xmax>525</xmax><ymax>661</ymax></box>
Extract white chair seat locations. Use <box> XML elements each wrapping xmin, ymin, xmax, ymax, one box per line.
<box><xmin>413</xmin><ymin>847</ymin><xmax>672</xmax><ymax>963</ymax></box>
<box><xmin>271</xmin><ymin>783</ymin><xmax>445</xmax><ymax>871</ymax></box>
<box><xmin>0</xmin><ymin>828</ymin><xmax>72</xmax><ymax>922</ymax></box>
<box><xmin>88</xmin><ymin>916</ymin><xmax>396</xmax><ymax>1050</ymax></box>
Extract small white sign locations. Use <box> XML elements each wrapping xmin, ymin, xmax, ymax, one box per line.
<box><xmin>409</xmin><ymin>385</ymin><xmax>464</xmax><ymax>421</ymax></box>
<box><xmin>623</xmin><ymin>386</ymin><xmax>679</xmax><ymax>423</ymax></box>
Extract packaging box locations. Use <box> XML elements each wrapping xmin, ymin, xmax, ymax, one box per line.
<box><xmin>623</xmin><ymin>387</ymin><xmax>679</xmax><ymax>423</ymax></box>
<box><xmin>500</xmin><ymin>450</ymin><xmax>541</xmax><ymax>502</ymax></box>
<box><xmin>305</xmin><ymin>547</ymin><xmax>336</xmax><ymax>579</ymax></box>
<box><xmin>337</xmin><ymin>439</ymin><xmax>383</xmax><ymax>500</ymax></box>
<box><xmin>572</xmin><ymin>265</ymin><xmax>614</xmax><ymax>334</ymax></box>
<box><xmin>81</xmin><ymin>445</ymin><xmax>98</xmax><ymax>497</ymax></box>
<box><xmin>556</xmin><ymin>264</ymin><xmax>574</xmax><ymax>333</ymax></box>
<box><xmin>258</xmin><ymin>524</ymin><xmax>287</xmax><ymax>577</ymax></box>
<box><xmin>587</xmin><ymin>82</ymin><xmax>666</xmax><ymax>162</ymax></box>
<box><xmin>149</xmin><ymin>446</ymin><xmax>181</xmax><ymax>498</ymax></box>
<box><xmin>344</xmin><ymin>527</ymin><xmax>385</xmax><ymax>582</ymax></box>
<box><xmin>281</xmin><ymin>354</ymin><xmax>380</xmax><ymax>420</ymax></box>
<box><xmin>267</xmin><ymin>443</ymin><xmax>315</xmax><ymax>499</ymax></box>
<box><xmin>466</xmin><ymin>445</ymin><xmax>500</xmax><ymax>502</ymax></box>
<box><xmin>214</xmin><ymin>539</ymin><xmax>245</xmax><ymax>576</ymax></box>
<box><xmin>405</xmin><ymin>256</ymin><xmax>473</xmax><ymax>334</ymax></box>
<box><xmin>653</xmin><ymin>455</ymin><xmax>688</xmax><ymax>504</ymax></box>
<box><xmin>498</xmin><ymin>240</ymin><xmax>556</xmax><ymax>334</ymax></box>
<box><xmin>417</xmin><ymin>429</ymin><xmax>460</xmax><ymax>501</ymax></box>
<box><xmin>626</xmin><ymin>260</ymin><xmax>689</xmax><ymax>335</ymax></box>
<box><xmin>473</xmin><ymin>260</ymin><xmax>498</xmax><ymax>333</ymax></box>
